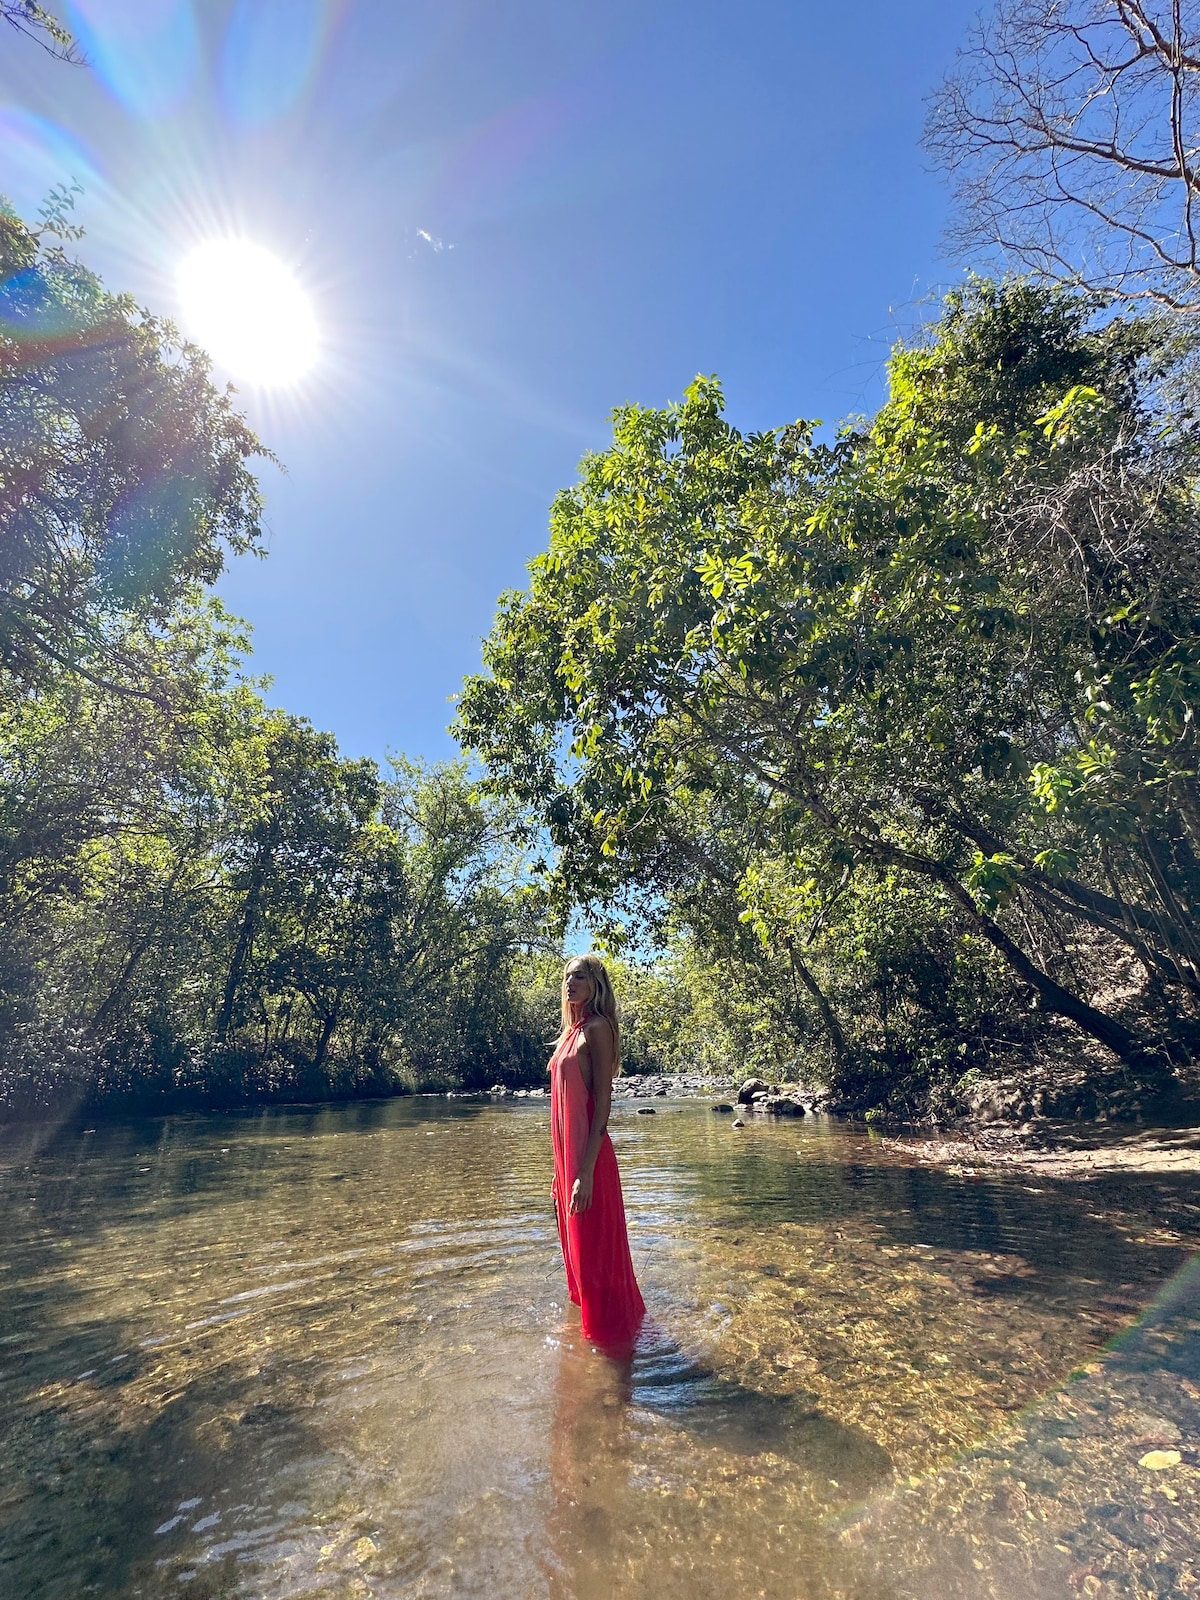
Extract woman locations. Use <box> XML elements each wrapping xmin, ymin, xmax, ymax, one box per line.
<box><xmin>549</xmin><ymin>955</ymin><xmax>645</xmax><ymax>1351</ymax></box>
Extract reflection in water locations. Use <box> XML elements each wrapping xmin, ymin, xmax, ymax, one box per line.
<box><xmin>0</xmin><ymin>1100</ymin><xmax>1197</xmax><ymax>1598</ymax></box>
<box><xmin>545</xmin><ymin>1332</ymin><xmax>635</xmax><ymax>1600</ymax></box>
<box><xmin>545</xmin><ymin>1320</ymin><xmax>894</xmax><ymax>1600</ymax></box>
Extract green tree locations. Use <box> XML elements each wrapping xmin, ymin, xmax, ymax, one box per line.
<box><xmin>456</xmin><ymin>282</ymin><xmax>1200</xmax><ymax>1100</ymax></box>
<box><xmin>0</xmin><ymin>207</ymin><xmax>266</xmax><ymax>691</ymax></box>
<box><xmin>0</xmin><ymin>207</ymin><xmax>549</xmax><ymax>1113</ymax></box>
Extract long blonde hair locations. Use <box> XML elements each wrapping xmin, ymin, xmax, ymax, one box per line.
<box><xmin>558</xmin><ymin>954</ymin><xmax>622</xmax><ymax>1073</ymax></box>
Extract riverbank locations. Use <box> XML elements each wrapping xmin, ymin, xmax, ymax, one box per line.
<box><xmin>484</xmin><ymin>1070</ymin><xmax>737</xmax><ymax>1101</ymax></box>
<box><xmin>881</xmin><ymin>1122</ymin><xmax>1200</xmax><ymax>1180</ymax></box>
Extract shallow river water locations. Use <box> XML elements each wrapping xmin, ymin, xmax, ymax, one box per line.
<box><xmin>2</xmin><ymin>1098</ymin><xmax>1199</xmax><ymax>1600</ymax></box>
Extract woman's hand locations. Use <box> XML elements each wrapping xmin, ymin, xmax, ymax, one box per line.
<box><xmin>568</xmin><ymin>1171</ymin><xmax>594</xmax><ymax>1215</ymax></box>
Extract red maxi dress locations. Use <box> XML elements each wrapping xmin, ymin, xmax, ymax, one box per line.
<box><xmin>550</xmin><ymin>1019</ymin><xmax>645</xmax><ymax>1350</ymax></box>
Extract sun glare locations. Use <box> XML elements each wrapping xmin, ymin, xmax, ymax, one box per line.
<box><xmin>177</xmin><ymin>239</ymin><xmax>317</xmax><ymax>387</ymax></box>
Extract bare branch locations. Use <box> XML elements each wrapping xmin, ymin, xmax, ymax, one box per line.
<box><xmin>1</xmin><ymin>2</ymin><xmax>80</xmax><ymax>62</ymax></box>
<box><xmin>927</xmin><ymin>0</ymin><xmax>1200</xmax><ymax>308</ymax></box>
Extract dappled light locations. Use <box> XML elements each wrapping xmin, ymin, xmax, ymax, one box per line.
<box><xmin>2</xmin><ymin>1104</ymin><xmax>1197</xmax><ymax>1598</ymax></box>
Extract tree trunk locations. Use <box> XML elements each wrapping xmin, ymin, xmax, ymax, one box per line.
<box><xmin>787</xmin><ymin>940</ymin><xmax>846</xmax><ymax>1066</ymax></box>
<box><xmin>934</xmin><ymin>865</ymin><xmax>1167</xmax><ymax>1073</ymax></box>
<box><xmin>850</xmin><ymin>826</ymin><xmax>1169</xmax><ymax>1075</ymax></box>
<box><xmin>312</xmin><ymin>993</ymin><xmax>345</xmax><ymax>1074</ymax></box>
<box><xmin>217</xmin><ymin>829</ymin><xmax>276</xmax><ymax>1042</ymax></box>
<box><xmin>92</xmin><ymin>926</ymin><xmax>156</xmax><ymax>1031</ymax></box>
<box><xmin>1171</xmin><ymin>774</ymin><xmax>1200</xmax><ymax>859</ymax></box>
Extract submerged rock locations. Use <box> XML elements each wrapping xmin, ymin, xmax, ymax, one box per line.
<box><xmin>637</xmin><ymin>1106</ymin><xmax>656</xmax><ymax>1116</ymax></box>
<box><xmin>763</xmin><ymin>1095</ymin><xmax>807</xmax><ymax>1117</ymax></box>
<box><xmin>711</xmin><ymin>1103</ymin><xmax>734</xmax><ymax>1114</ymax></box>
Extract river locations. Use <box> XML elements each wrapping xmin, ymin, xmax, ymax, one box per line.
<box><xmin>1</xmin><ymin>1096</ymin><xmax>1197</xmax><ymax>1599</ymax></box>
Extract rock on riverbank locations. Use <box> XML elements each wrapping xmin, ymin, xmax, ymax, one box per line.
<box><xmin>483</xmin><ymin>1071</ymin><xmax>736</xmax><ymax>1101</ymax></box>
<box><xmin>734</xmin><ymin>1076</ymin><xmax>822</xmax><ymax>1116</ymax></box>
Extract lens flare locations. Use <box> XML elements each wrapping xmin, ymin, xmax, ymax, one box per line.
<box><xmin>220</xmin><ymin>0</ymin><xmax>331</xmax><ymax>128</ymax></box>
<box><xmin>176</xmin><ymin>239</ymin><xmax>317</xmax><ymax>387</ymax></box>
<box><xmin>65</xmin><ymin>0</ymin><xmax>198</xmax><ymax>119</ymax></box>
<box><xmin>0</xmin><ymin>111</ymin><xmax>105</xmax><ymax>212</ymax></box>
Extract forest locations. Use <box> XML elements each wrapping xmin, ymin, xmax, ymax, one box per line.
<box><xmin>4</xmin><ymin>1</ymin><xmax>1200</xmax><ymax>1120</ymax></box>
<box><xmin>458</xmin><ymin>285</ymin><xmax>1200</xmax><ymax>1118</ymax></box>
<box><xmin>0</xmin><ymin>203</ymin><xmax>554</xmax><ymax>1111</ymax></box>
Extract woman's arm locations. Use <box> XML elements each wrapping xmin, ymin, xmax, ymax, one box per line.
<box><xmin>568</xmin><ymin>1017</ymin><xmax>616</xmax><ymax>1215</ymax></box>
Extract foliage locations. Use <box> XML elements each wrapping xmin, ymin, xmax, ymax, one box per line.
<box><xmin>0</xmin><ymin>616</ymin><xmax>544</xmax><ymax>1108</ymax></box>
<box><xmin>457</xmin><ymin>280</ymin><xmax>1200</xmax><ymax>1108</ymax></box>
<box><xmin>0</xmin><ymin>205</ymin><xmax>266</xmax><ymax>690</ymax></box>
<box><xmin>0</xmin><ymin>211</ymin><xmax>547</xmax><ymax>1112</ymax></box>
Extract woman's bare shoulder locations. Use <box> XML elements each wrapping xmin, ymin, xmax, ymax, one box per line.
<box><xmin>580</xmin><ymin>1015</ymin><xmax>615</xmax><ymax>1048</ymax></box>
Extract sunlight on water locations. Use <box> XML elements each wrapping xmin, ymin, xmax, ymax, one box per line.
<box><xmin>0</xmin><ymin>1101</ymin><xmax>1197</xmax><ymax>1598</ymax></box>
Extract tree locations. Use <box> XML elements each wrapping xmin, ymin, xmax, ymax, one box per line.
<box><xmin>927</xmin><ymin>1</ymin><xmax>1200</xmax><ymax>310</ymax></box>
<box><xmin>0</xmin><ymin>207</ymin><xmax>267</xmax><ymax>693</ymax></box>
<box><xmin>0</xmin><ymin>207</ymin><xmax>559</xmax><ymax>1113</ymax></box>
<box><xmin>456</xmin><ymin>282</ymin><xmax>1200</xmax><ymax>1095</ymax></box>
<box><xmin>1</xmin><ymin>2</ymin><xmax>77</xmax><ymax>60</ymax></box>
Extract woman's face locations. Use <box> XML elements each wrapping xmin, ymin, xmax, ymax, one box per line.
<box><xmin>563</xmin><ymin>962</ymin><xmax>594</xmax><ymax>1008</ymax></box>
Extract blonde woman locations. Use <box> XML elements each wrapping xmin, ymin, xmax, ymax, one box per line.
<box><xmin>549</xmin><ymin>955</ymin><xmax>645</xmax><ymax>1350</ymax></box>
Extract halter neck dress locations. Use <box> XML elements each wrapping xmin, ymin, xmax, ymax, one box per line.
<box><xmin>550</xmin><ymin>1017</ymin><xmax>645</xmax><ymax>1350</ymax></box>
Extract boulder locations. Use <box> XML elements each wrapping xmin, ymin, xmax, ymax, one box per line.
<box><xmin>710</xmin><ymin>1103</ymin><xmax>734</xmax><ymax>1114</ymax></box>
<box><xmin>763</xmin><ymin>1095</ymin><xmax>807</xmax><ymax>1117</ymax></box>
<box><xmin>737</xmin><ymin>1077</ymin><xmax>768</xmax><ymax>1105</ymax></box>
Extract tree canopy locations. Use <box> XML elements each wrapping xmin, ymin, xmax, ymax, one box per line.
<box><xmin>0</xmin><ymin>207</ymin><xmax>265</xmax><ymax>691</ymax></box>
<box><xmin>457</xmin><ymin>281</ymin><xmax>1200</xmax><ymax>1107</ymax></box>
<box><xmin>0</xmin><ymin>211</ymin><xmax>548</xmax><ymax>1112</ymax></box>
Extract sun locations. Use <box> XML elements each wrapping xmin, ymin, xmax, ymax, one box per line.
<box><xmin>176</xmin><ymin>239</ymin><xmax>318</xmax><ymax>387</ymax></box>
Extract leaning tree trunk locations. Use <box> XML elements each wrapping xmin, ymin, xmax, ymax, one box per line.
<box><xmin>786</xmin><ymin>940</ymin><xmax>847</xmax><ymax>1068</ymax></box>
<box><xmin>846</xmin><ymin>825</ymin><xmax>1174</xmax><ymax>1082</ymax></box>
<box><xmin>934</xmin><ymin>865</ymin><xmax>1174</xmax><ymax>1082</ymax></box>
<box><xmin>217</xmin><ymin>826</ymin><xmax>278</xmax><ymax>1042</ymax></box>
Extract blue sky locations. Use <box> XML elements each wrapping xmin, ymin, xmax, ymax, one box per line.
<box><xmin>1</xmin><ymin>1</ymin><xmax>965</xmax><ymax>764</ymax></box>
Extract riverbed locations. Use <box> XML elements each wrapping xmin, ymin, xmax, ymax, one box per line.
<box><xmin>1</xmin><ymin>1097</ymin><xmax>1197</xmax><ymax>1599</ymax></box>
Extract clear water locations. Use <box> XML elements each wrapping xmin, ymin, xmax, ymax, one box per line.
<box><xmin>1</xmin><ymin>1098</ymin><xmax>1197</xmax><ymax>1599</ymax></box>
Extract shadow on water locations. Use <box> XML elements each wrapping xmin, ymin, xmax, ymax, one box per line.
<box><xmin>685</xmin><ymin>1130</ymin><xmax>1200</xmax><ymax>1311</ymax></box>
<box><xmin>544</xmin><ymin>1322</ymin><xmax>894</xmax><ymax>1600</ymax></box>
<box><xmin>626</xmin><ymin>1320</ymin><xmax>893</xmax><ymax>1490</ymax></box>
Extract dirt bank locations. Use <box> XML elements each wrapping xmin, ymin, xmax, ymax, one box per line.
<box><xmin>883</xmin><ymin>1124</ymin><xmax>1200</xmax><ymax>1180</ymax></box>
